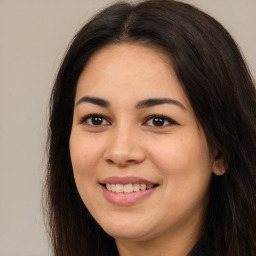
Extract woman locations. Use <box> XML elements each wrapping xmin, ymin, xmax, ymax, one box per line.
<box><xmin>45</xmin><ymin>0</ymin><xmax>256</xmax><ymax>255</ymax></box>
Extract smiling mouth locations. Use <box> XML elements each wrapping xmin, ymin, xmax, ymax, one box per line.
<box><xmin>102</xmin><ymin>183</ymin><xmax>159</xmax><ymax>193</ymax></box>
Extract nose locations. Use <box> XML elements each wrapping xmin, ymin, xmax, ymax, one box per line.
<box><xmin>103</xmin><ymin>125</ymin><xmax>146</xmax><ymax>167</ymax></box>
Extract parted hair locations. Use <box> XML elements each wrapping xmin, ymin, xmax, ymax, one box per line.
<box><xmin>45</xmin><ymin>0</ymin><xmax>256</xmax><ymax>255</ymax></box>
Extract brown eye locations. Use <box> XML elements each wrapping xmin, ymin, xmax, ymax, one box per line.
<box><xmin>80</xmin><ymin>114</ymin><xmax>110</xmax><ymax>126</ymax></box>
<box><xmin>144</xmin><ymin>115</ymin><xmax>176</xmax><ymax>127</ymax></box>
<box><xmin>90</xmin><ymin>116</ymin><xmax>104</xmax><ymax>125</ymax></box>
<box><xmin>152</xmin><ymin>117</ymin><xmax>165</xmax><ymax>126</ymax></box>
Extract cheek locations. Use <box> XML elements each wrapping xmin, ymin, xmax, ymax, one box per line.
<box><xmin>69</xmin><ymin>131</ymin><xmax>105</xmax><ymax>212</ymax></box>
<box><xmin>69</xmin><ymin>131</ymin><xmax>103</xmax><ymax>190</ymax></box>
<box><xmin>148</xmin><ymin>131</ymin><xmax>212</xmax><ymax>196</ymax></box>
<box><xmin>155</xmin><ymin>130</ymin><xmax>210</xmax><ymax>168</ymax></box>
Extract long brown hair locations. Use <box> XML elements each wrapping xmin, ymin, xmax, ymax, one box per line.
<box><xmin>45</xmin><ymin>1</ymin><xmax>256</xmax><ymax>255</ymax></box>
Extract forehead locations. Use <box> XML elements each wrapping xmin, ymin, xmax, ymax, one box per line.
<box><xmin>88</xmin><ymin>42</ymin><xmax>172</xmax><ymax>65</ymax></box>
<box><xmin>75</xmin><ymin>43</ymin><xmax>190</xmax><ymax>108</ymax></box>
<box><xmin>79</xmin><ymin>43</ymin><xmax>173</xmax><ymax>81</ymax></box>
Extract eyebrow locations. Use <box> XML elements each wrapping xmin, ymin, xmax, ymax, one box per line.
<box><xmin>76</xmin><ymin>96</ymin><xmax>185</xmax><ymax>110</ymax></box>
<box><xmin>76</xmin><ymin>96</ymin><xmax>110</xmax><ymax>108</ymax></box>
<box><xmin>135</xmin><ymin>98</ymin><xmax>186</xmax><ymax>110</ymax></box>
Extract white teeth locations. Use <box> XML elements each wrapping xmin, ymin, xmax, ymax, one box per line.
<box><xmin>105</xmin><ymin>183</ymin><xmax>155</xmax><ymax>193</ymax></box>
<box><xmin>140</xmin><ymin>184</ymin><xmax>146</xmax><ymax>190</ymax></box>
<box><xmin>133</xmin><ymin>184</ymin><xmax>140</xmax><ymax>192</ymax></box>
<box><xmin>116</xmin><ymin>184</ymin><xmax>124</xmax><ymax>193</ymax></box>
<box><xmin>106</xmin><ymin>184</ymin><xmax>111</xmax><ymax>190</ymax></box>
<box><xmin>111</xmin><ymin>184</ymin><xmax>116</xmax><ymax>192</ymax></box>
<box><xmin>124</xmin><ymin>184</ymin><xmax>133</xmax><ymax>193</ymax></box>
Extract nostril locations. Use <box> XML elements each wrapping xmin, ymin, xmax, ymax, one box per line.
<box><xmin>105</xmin><ymin>158</ymin><xmax>130</xmax><ymax>167</ymax></box>
<box><xmin>106</xmin><ymin>159</ymin><xmax>115</xmax><ymax>165</ymax></box>
<box><xmin>105</xmin><ymin>158</ymin><xmax>140</xmax><ymax>167</ymax></box>
<box><xmin>104</xmin><ymin>142</ymin><xmax>146</xmax><ymax>166</ymax></box>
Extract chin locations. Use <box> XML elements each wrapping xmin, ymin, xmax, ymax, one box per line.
<box><xmin>105</xmin><ymin>227</ymin><xmax>151</xmax><ymax>242</ymax></box>
<box><xmin>98</xmin><ymin>217</ymin><xmax>154</xmax><ymax>241</ymax></box>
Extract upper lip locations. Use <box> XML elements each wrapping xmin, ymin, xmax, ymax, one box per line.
<box><xmin>99</xmin><ymin>176</ymin><xmax>158</xmax><ymax>185</ymax></box>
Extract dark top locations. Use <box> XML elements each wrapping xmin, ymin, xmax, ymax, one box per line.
<box><xmin>187</xmin><ymin>236</ymin><xmax>214</xmax><ymax>256</ymax></box>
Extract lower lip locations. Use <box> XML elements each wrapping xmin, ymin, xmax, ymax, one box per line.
<box><xmin>101</xmin><ymin>185</ymin><xmax>157</xmax><ymax>206</ymax></box>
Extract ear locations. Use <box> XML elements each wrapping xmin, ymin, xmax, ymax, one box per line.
<box><xmin>212</xmin><ymin>151</ymin><xmax>226</xmax><ymax>176</ymax></box>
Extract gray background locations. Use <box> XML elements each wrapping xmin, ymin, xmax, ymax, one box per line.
<box><xmin>0</xmin><ymin>0</ymin><xmax>255</xmax><ymax>255</ymax></box>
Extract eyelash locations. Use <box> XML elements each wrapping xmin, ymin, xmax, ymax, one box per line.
<box><xmin>144</xmin><ymin>114</ymin><xmax>177</xmax><ymax>127</ymax></box>
<box><xmin>79</xmin><ymin>114</ymin><xmax>110</xmax><ymax>126</ymax></box>
<box><xmin>79</xmin><ymin>114</ymin><xmax>177</xmax><ymax>127</ymax></box>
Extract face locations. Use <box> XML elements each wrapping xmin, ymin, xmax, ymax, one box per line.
<box><xmin>70</xmin><ymin>43</ymin><xmax>219</xmax><ymax>245</ymax></box>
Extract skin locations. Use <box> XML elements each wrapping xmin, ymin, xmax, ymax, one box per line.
<box><xmin>69</xmin><ymin>43</ymin><xmax>224</xmax><ymax>256</ymax></box>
